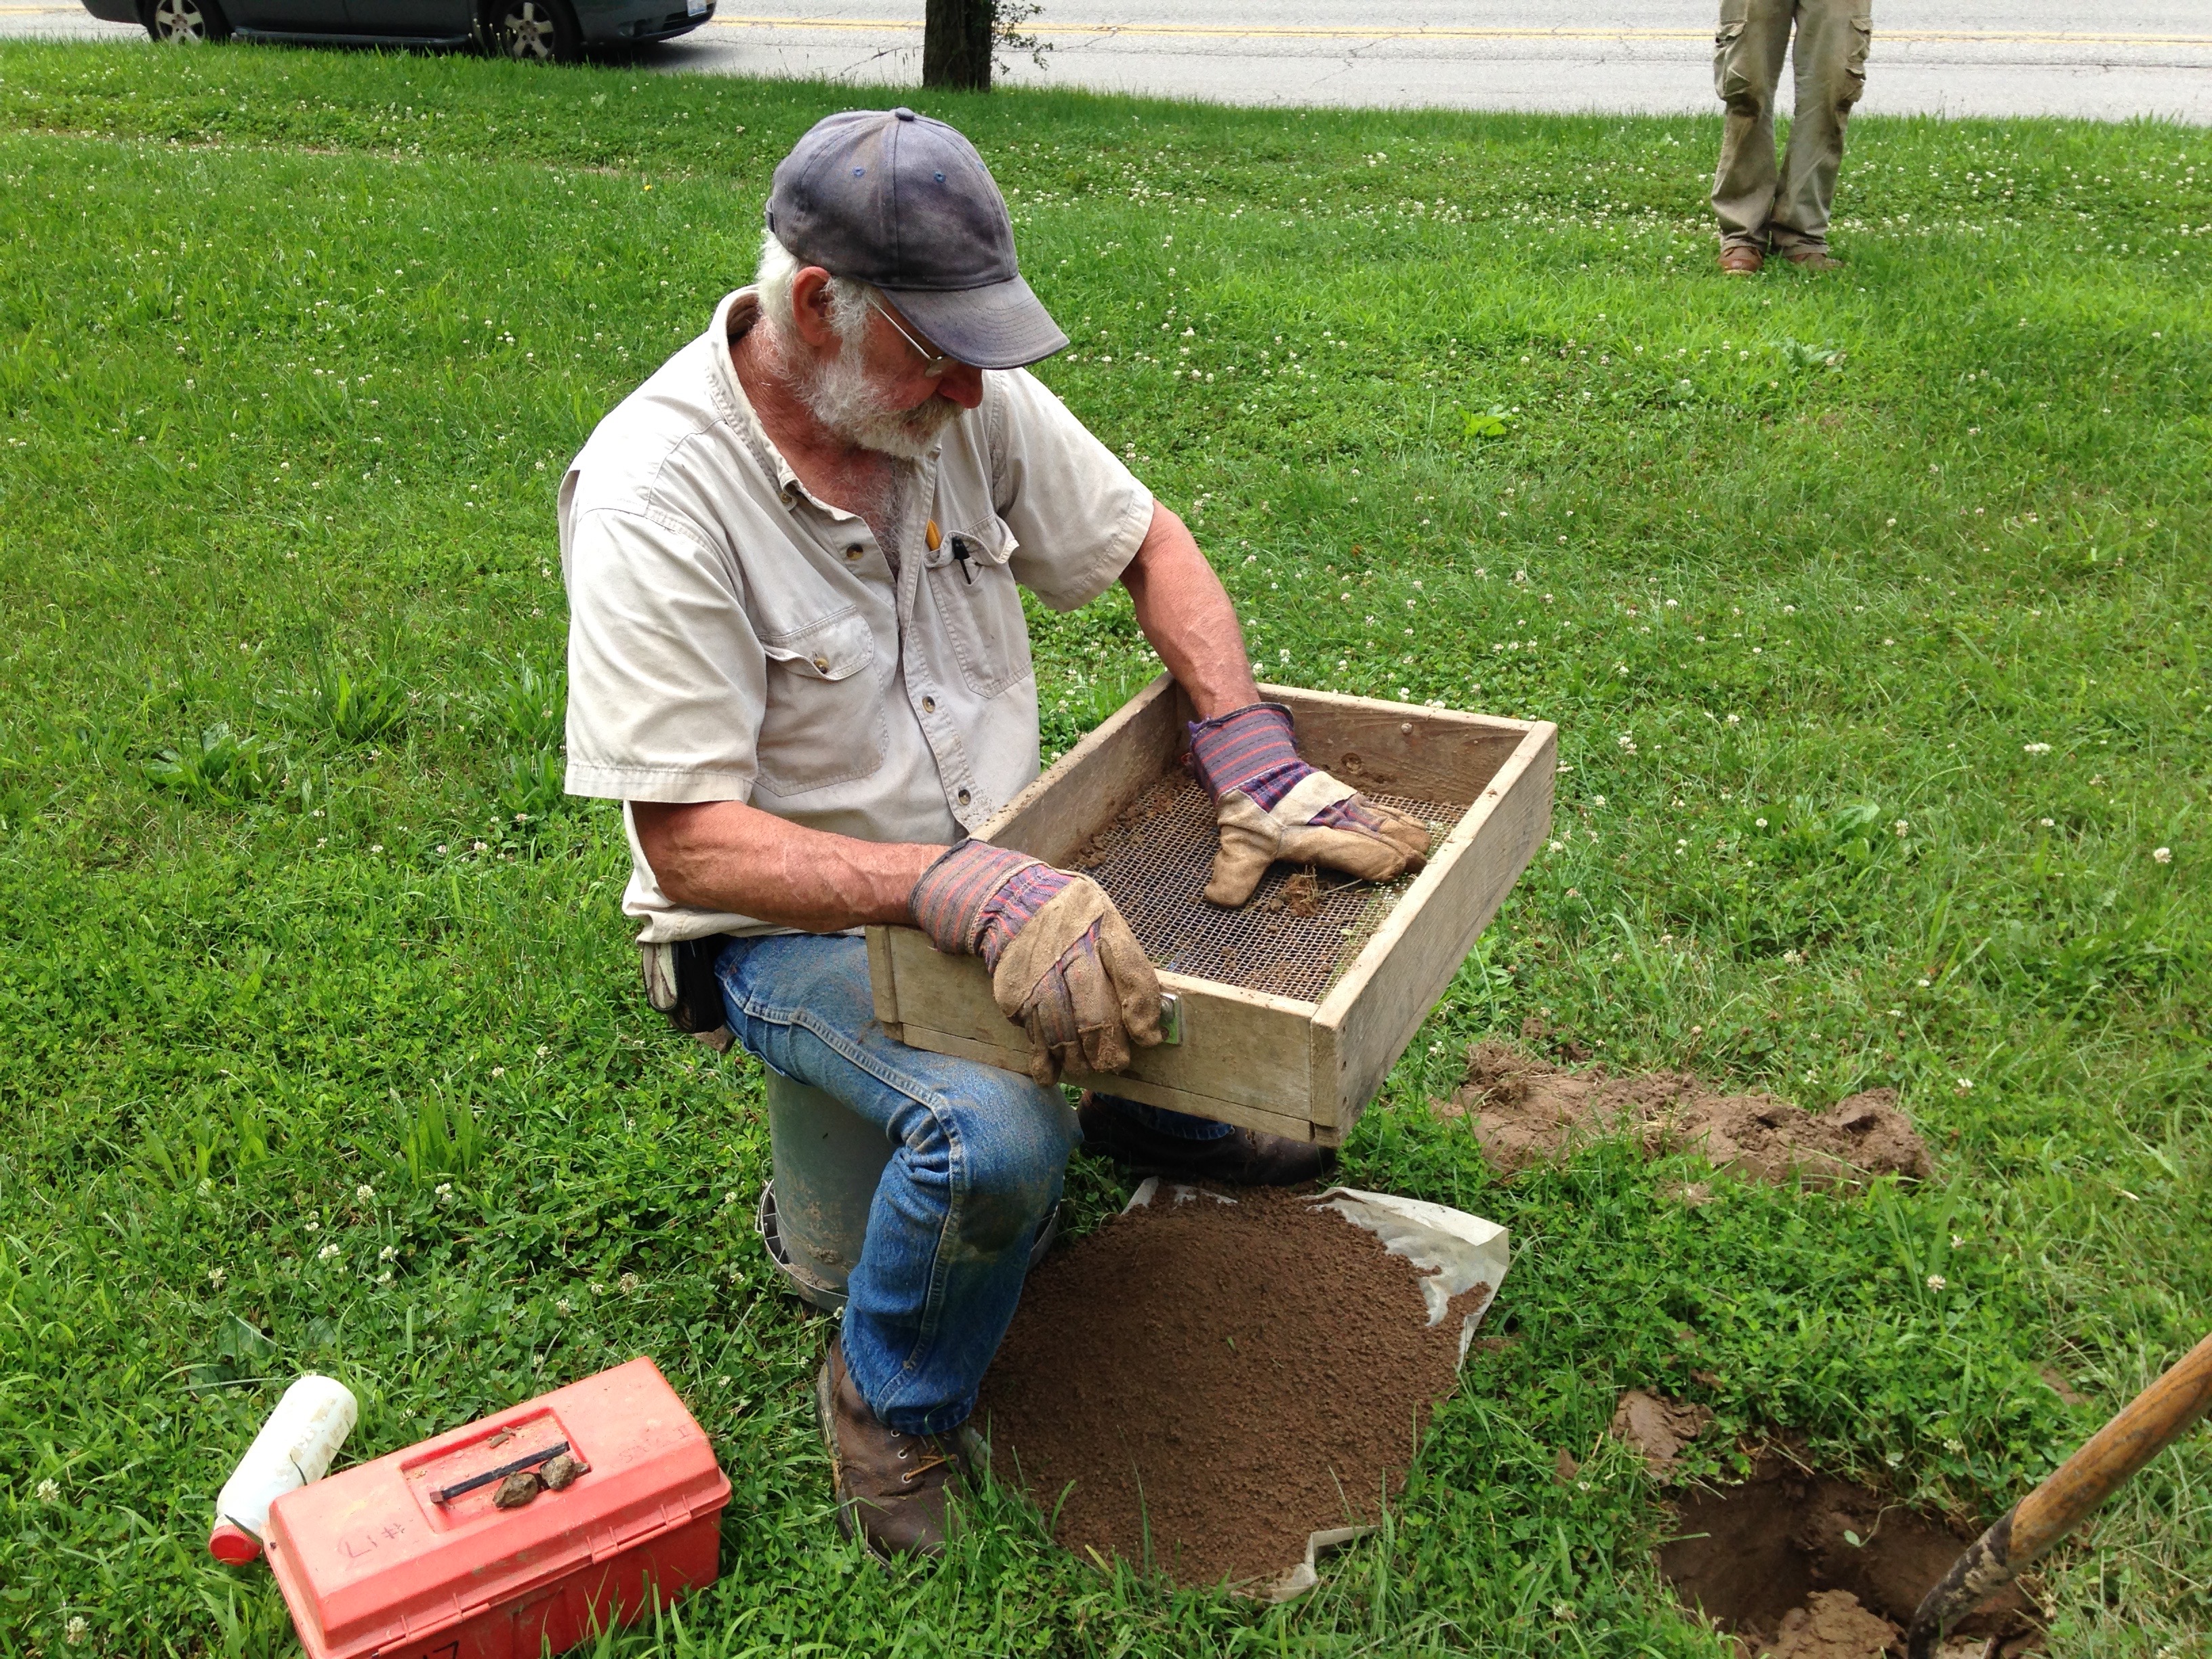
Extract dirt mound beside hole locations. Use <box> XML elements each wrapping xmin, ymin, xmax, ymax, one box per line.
<box><xmin>1442</xmin><ymin>1043</ymin><xmax>1933</xmax><ymax>1187</ymax></box>
<box><xmin>977</xmin><ymin>1186</ymin><xmax>1469</xmax><ymax>1589</ymax></box>
<box><xmin>1610</xmin><ymin>1389</ymin><xmax>1715</xmax><ymax>1477</ymax></box>
<box><xmin>1658</xmin><ymin>1457</ymin><xmax>2039</xmax><ymax>1656</ymax></box>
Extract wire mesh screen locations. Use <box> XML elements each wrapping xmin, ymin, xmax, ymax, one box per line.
<box><xmin>1072</xmin><ymin>774</ymin><xmax>1468</xmax><ymax>1004</ymax></box>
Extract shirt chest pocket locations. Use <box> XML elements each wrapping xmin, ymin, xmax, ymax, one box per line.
<box><xmin>754</xmin><ymin>611</ymin><xmax>888</xmax><ymax>799</ymax></box>
<box><xmin>923</xmin><ymin>516</ymin><xmax>1033</xmax><ymax>700</ymax></box>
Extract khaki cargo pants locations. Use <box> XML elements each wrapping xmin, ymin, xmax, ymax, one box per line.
<box><xmin>1711</xmin><ymin>0</ymin><xmax>1872</xmax><ymax>253</ymax></box>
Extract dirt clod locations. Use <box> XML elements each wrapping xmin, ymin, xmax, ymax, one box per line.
<box><xmin>1658</xmin><ymin>1456</ymin><xmax>2039</xmax><ymax>1656</ymax></box>
<box><xmin>1768</xmin><ymin>1589</ymin><xmax>1900</xmax><ymax>1659</ymax></box>
<box><xmin>1609</xmin><ymin>1389</ymin><xmax>1714</xmax><ymax>1477</ymax></box>
<box><xmin>539</xmin><ymin>1452</ymin><xmax>588</xmax><ymax>1491</ymax></box>
<box><xmin>979</xmin><ymin>1187</ymin><xmax>1467</xmax><ymax>1589</ymax></box>
<box><xmin>1450</xmin><ymin>1043</ymin><xmax>1933</xmax><ymax>1188</ymax></box>
<box><xmin>491</xmin><ymin>1471</ymin><xmax>541</xmax><ymax>1509</ymax></box>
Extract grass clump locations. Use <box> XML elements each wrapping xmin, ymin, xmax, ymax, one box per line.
<box><xmin>0</xmin><ymin>39</ymin><xmax>2207</xmax><ymax>1659</ymax></box>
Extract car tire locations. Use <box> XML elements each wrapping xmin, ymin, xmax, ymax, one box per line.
<box><xmin>483</xmin><ymin>0</ymin><xmax>581</xmax><ymax>62</ymax></box>
<box><xmin>144</xmin><ymin>0</ymin><xmax>232</xmax><ymax>41</ymax></box>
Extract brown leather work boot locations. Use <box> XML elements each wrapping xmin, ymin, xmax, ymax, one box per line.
<box><xmin>815</xmin><ymin>1344</ymin><xmax>971</xmax><ymax>1559</ymax></box>
<box><xmin>1718</xmin><ymin>244</ymin><xmax>1764</xmax><ymax>275</ymax></box>
<box><xmin>1078</xmin><ymin>1091</ymin><xmax>1334</xmax><ymax>1187</ymax></box>
<box><xmin>1782</xmin><ymin>244</ymin><xmax>1843</xmax><ymax>271</ymax></box>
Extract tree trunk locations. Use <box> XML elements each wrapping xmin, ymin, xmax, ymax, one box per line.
<box><xmin>922</xmin><ymin>0</ymin><xmax>992</xmax><ymax>91</ymax></box>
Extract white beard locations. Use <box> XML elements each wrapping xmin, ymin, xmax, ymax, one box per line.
<box><xmin>798</xmin><ymin>342</ymin><xmax>965</xmax><ymax>461</ymax></box>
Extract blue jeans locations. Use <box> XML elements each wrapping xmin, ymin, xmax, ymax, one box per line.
<box><xmin>715</xmin><ymin>933</ymin><xmax>1079</xmax><ymax>1435</ymax></box>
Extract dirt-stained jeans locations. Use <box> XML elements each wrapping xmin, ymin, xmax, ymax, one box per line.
<box><xmin>1711</xmin><ymin>0</ymin><xmax>1872</xmax><ymax>252</ymax></box>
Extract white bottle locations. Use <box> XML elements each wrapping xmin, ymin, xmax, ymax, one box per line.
<box><xmin>207</xmin><ymin>1374</ymin><xmax>359</xmax><ymax>1564</ymax></box>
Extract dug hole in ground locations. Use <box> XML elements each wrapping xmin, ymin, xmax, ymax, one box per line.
<box><xmin>1452</xmin><ymin>1041</ymin><xmax>2042</xmax><ymax>1657</ymax></box>
<box><xmin>979</xmin><ymin>1182</ymin><xmax>1508</xmax><ymax>1599</ymax></box>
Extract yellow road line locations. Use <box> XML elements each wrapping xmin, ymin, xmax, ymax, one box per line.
<box><xmin>707</xmin><ymin>16</ymin><xmax>2212</xmax><ymax>47</ymax></box>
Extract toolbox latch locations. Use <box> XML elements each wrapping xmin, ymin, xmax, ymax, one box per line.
<box><xmin>591</xmin><ymin>1508</ymin><xmax>674</xmax><ymax>1565</ymax></box>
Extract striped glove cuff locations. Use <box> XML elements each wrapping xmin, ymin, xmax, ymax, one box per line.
<box><xmin>911</xmin><ymin>840</ymin><xmax>1065</xmax><ymax>970</ymax></box>
<box><xmin>1187</xmin><ymin>701</ymin><xmax>1310</xmax><ymax>811</ymax></box>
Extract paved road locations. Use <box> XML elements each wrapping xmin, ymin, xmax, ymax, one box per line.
<box><xmin>5</xmin><ymin>0</ymin><xmax>2207</xmax><ymax>123</ymax></box>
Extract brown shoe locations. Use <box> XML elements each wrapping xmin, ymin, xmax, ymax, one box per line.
<box><xmin>1078</xmin><ymin>1091</ymin><xmax>1334</xmax><ymax>1187</ymax></box>
<box><xmin>1783</xmin><ymin>245</ymin><xmax>1842</xmax><ymax>271</ymax></box>
<box><xmin>1718</xmin><ymin>245</ymin><xmax>1764</xmax><ymax>275</ymax></box>
<box><xmin>815</xmin><ymin>1344</ymin><xmax>971</xmax><ymax>1559</ymax></box>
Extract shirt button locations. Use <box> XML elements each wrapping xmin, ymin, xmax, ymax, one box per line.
<box><xmin>956</xmin><ymin>788</ymin><xmax>971</xmax><ymax>806</ymax></box>
<box><xmin>922</xmin><ymin>695</ymin><xmax>937</xmax><ymax>714</ymax></box>
<box><xmin>812</xmin><ymin>655</ymin><xmax>830</xmax><ymax>672</ymax></box>
<box><xmin>844</xmin><ymin>544</ymin><xmax>863</xmax><ymax>561</ymax></box>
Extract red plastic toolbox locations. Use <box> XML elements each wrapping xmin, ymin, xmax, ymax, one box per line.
<box><xmin>264</xmin><ymin>1358</ymin><xmax>731</xmax><ymax>1659</ymax></box>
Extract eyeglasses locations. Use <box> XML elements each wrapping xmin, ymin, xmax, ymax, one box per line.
<box><xmin>868</xmin><ymin>298</ymin><xmax>951</xmax><ymax>378</ymax></box>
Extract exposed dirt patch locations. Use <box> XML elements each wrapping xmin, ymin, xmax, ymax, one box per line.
<box><xmin>978</xmin><ymin>1187</ymin><xmax>1471</xmax><ymax>1589</ymax></box>
<box><xmin>1439</xmin><ymin>1043</ymin><xmax>1932</xmax><ymax>1188</ymax></box>
<box><xmin>1659</xmin><ymin>1455</ymin><xmax>2039</xmax><ymax>1656</ymax></box>
<box><xmin>1610</xmin><ymin>1389</ymin><xmax>1715</xmax><ymax>1477</ymax></box>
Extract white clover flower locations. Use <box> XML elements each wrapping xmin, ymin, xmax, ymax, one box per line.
<box><xmin>1895</xmin><ymin>820</ymin><xmax>1910</xmax><ymax>836</ymax></box>
<box><xmin>2023</xmin><ymin>742</ymin><xmax>2053</xmax><ymax>755</ymax></box>
<box><xmin>376</xmin><ymin>1270</ymin><xmax>393</xmax><ymax>1286</ymax></box>
<box><xmin>1726</xmin><ymin>713</ymin><xmax>1742</xmax><ymax>726</ymax></box>
<box><xmin>1955</xmin><ymin>1077</ymin><xmax>1973</xmax><ymax>1092</ymax></box>
<box><xmin>209</xmin><ymin>1267</ymin><xmax>226</xmax><ymax>1289</ymax></box>
<box><xmin>1592</xmin><ymin>796</ymin><xmax>1607</xmax><ymax>807</ymax></box>
<box><xmin>435</xmin><ymin>1182</ymin><xmax>453</xmax><ymax>1200</ymax></box>
<box><xmin>355</xmin><ymin>1184</ymin><xmax>375</xmax><ymax>1205</ymax></box>
<box><xmin>37</xmin><ymin>1477</ymin><xmax>60</xmax><ymax>1503</ymax></box>
<box><xmin>317</xmin><ymin>1242</ymin><xmax>341</xmax><ymax>1261</ymax></box>
<box><xmin>303</xmin><ymin>1217</ymin><xmax>320</xmax><ymax>1233</ymax></box>
<box><xmin>556</xmin><ymin>1296</ymin><xmax>573</xmax><ymax>1313</ymax></box>
<box><xmin>379</xmin><ymin>1246</ymin><xmax>398</xmax><ymax>1263</ymax></box>
<box><xmin>1755</xmin><ymin>817</ymin><xmax>1767</xmax><ymax>828</ymax></box>
<box><xmin>1926</xmin><ymin>1273</ymin><xmax>1948</xmax><ymax>1291</ymax></box>
<box><xmin>1782</xmin><ymin>949</ymin><xmax>1803</xmax><ymax>964</ymax></box>
<box><xmin>619</xmin><ymin>1271</ymin><xmax>642</xmax><ymax>1294</ymax></box>
<box><xmin>2039</xmin><ymin>818</ymin><xmax>2055</xmax><ymax>828</ymax></box>
<box><xmin>66</xmin><ymin>1616</ymin><xmax>88</xmax><ymax>1646</ymax></box>
<box><xmin>1548</xmin><ymin>839</ymin><xmax>1563</xmax><ymax>853</ymax></box>
<box><xmin>2153</xmin><ymin>846</ymin><xmax>2173</xmax><ymax>864</ymax></box>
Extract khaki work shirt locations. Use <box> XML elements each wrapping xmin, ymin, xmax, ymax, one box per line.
<box><xmin>560</xmin><ymin>289</ymin><xmax>1153</xmax><ymax>943</ymax></box>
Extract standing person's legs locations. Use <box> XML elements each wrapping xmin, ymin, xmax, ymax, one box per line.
<box><xmin>1711</xmin><ymin>0</ymin><xmax>1796</xmax><ymax>257</ymax></box>
<box><xmin>1771</xmin><ymin>0</ymin><xmax>1870</xmax><ymax>260</ymax></box>
<box><xmin>714</xmin><ymin>933</ymin><xmax>1076</xmax><ymax>1433</ymax></box>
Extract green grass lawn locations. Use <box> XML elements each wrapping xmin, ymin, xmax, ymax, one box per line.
<box><xmin>1</xmin><ymin>39</ymin><xmax>2208</xmax><ymax>1658</ymax></box>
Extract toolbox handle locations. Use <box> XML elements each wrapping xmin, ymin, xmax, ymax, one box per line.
<box><xmin>429</xmin><ymin>1441</ymin><xmax>569</xmax><ymax>1504</ymax></box>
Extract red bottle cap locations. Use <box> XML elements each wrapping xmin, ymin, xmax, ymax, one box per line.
<box><xmin>208</xmin><ymin>1520</ymin><xmax>263</xmax><ymax>1565</ymax></box>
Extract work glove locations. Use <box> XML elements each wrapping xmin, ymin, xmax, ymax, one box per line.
<box><xmin>1188</xmin><ymin>701</ymin><xmax>1432</xmax><ymax>908</ymax></box>
<box><xmin>909</xmin><ymin>840</ymin><xmax>1164</xmax><ymax>1086</ymax></box>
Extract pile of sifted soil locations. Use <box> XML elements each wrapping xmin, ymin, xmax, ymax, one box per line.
<box><xmin>1437</xmin><ymin>1043</ymin><xmax>1933</xmax><ymax>1189</ymax></box>
<box><xmin>977</xmin><ymin>1187</ymin><xmax>1477</xmax><ymax>1589</ymax></box>
<box><xmin>1658</xmin><ymin>1452</ymin><xmax>2041</xmax><ymax>1657</ymax></box>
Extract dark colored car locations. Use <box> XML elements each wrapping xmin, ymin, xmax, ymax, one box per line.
<box><xmin>81</xmin><ymin>0</ymin><xmax>714</xmax><ymax>62</ymax></box>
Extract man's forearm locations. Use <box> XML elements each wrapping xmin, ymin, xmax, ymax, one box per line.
<box><xmin>1121</xmin><ymin>500</ymin><xmax>1261</xmax><ymax>720</ymax></box>
<box><xmin>631</xmin><ymin>799</ymin><xmax>942</xmax><ymax>934</ymax></box>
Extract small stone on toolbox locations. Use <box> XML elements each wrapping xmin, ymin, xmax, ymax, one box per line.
<box><xmin>540</xmin><ymin>1452</ymin><xmax>590</xmax><ymax>1490</ymax></box>
<box><xmin>492</xmin><ymin>1471</ymin><xmax>543</xmax><ymax>1509</ymax></box>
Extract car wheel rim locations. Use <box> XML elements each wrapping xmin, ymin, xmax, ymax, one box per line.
<box><xmin>499</xmin><ymin>2</ymin><xmax>556</xmax><ymax>58</ymax></box>
<box><xmin>152</xmin><ymin>0</ymin><xmax>206</xmax><ymax>39</ymax></box>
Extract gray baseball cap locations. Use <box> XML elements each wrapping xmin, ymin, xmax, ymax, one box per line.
<box><xmin>765</xmin><ymin>106</ymin><xmax>1069</xmax><ymax>371</ymax></box>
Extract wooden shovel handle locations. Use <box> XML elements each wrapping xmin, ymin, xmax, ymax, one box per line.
<box><xmin>1906</xmin><ymin>1329</ymin><xmax>2212</xmax><ymax>1659</ymax></box>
